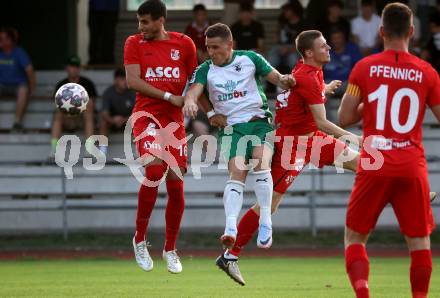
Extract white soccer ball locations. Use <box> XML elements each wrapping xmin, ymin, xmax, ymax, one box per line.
<box><xmin>54</xmin><ymin>83</ymin><xmax>89</xmax><ymax>115</ymax></box>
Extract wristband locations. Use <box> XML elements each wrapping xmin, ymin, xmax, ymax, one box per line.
<box><xmin>163</xmin><ymin>92</ymin><xmax>172</xmax><ymax>101</ymax></box>
<box><xmin>206</xmin><ymin>110</ymin><xmax>215</xmax><ymax>119</ymax></box>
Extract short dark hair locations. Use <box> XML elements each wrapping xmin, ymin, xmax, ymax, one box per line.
<box><xmin>240</xmin><ymin>2</ymin><xmax>254</xmax><ymax>12</ymax></box>
<box><xmin>0</xmin><ymin>26</ymin><xmax>18</xmax><ymax>43</ymax></box>
<box><xmin>295</xmin><ymin>30</ymin><xmax>323</xmax><ymax>57</ymax></box>
<box><xmin>193</xmin><ymin>4</ymin><xmax>206</xmax><ymax>12</ymax></box>
<box><xmin>137</xmin><ymin>0</ymin><xmax>167</xmax><ymax>20</ymax></box>
<box><xmin>381</xmin><ymin>2</ymin><xmax>412</xmax><ymax>39</ymax></box>
<box><xmin>114</xmin><ymin>68</ymin><xmax>126</xmax><ymax>79</ymax></box>
<box><xmin>205</xmin><ymin>23</ymin><xmax>232</xmax><ymax>41</ymax></box>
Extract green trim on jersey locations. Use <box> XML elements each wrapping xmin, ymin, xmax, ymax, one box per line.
<box><xmin>239</xmin><ymin>50</ymin><xmax>273</xmax><ymax>77</ymax></box>
<box><xmin>190</xmin><ymin>60</ymin><xmax>211</xmax><ymax>86</ymax></box>
<box><xmin>235</xmin><ymin>51</ymin><xmax>273</xmax><ymax>119</ymax></box>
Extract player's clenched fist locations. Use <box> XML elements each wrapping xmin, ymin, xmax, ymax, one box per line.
<box><xmin>325</xmin><ymin>80</ymin><xmax>342</xmax><ymax>95</ymax></box>
<box><xmin>209</xmin><ymin>114</ymin><xmax>227</xmax><ymax>128</ymax></box>
<box><xmin>183</xmin><ymin>99</ymin><xmax>198</xmax><ymax>119</ymax></box>
<box><xmin>280</xmin><ymin>74</ymin><xmax>296</xmax><ymax>89</ymax></box>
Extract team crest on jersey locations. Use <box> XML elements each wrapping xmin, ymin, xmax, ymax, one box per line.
<box><xmin>170</xmin><ymin>49</ymin><xmax>180</xmax><ymax>60</ymax></box>
<box><xmin>233</xmin><ymin>63</ymin><xmax>242</xmax><ymax>72</ymax></box>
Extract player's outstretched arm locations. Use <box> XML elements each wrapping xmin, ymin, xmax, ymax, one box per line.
<box><xmin>125</xmin><ymin>64</ymin><xmax>182</xmax><ymax>106</ymax></box>
<box><xmin>183</xmin><ymin>83</ymin><xmax>204</xmax><ymax>119</ymax></box>
<box><xmin>338</xmin><ymin>90</ymin><xmax>362</xmax><ymax>128</ymax></box>
<box><xmin>310</xmin><ymin>103</ymin><xmax>361</xmax><ymax>144</ymax></box>
<box><xmin>265</xmin><ymin>69</ymin><xmax>296</xmax><ymax>90</ymax></box>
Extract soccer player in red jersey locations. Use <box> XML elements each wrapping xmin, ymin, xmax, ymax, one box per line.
<box><xmin>215</xmin><ymin>30</ymin><xmax>362</xmax><ymax>285</ymax></box>
<box><xmin>124</xmin><ymin>0</ymin><xmax>197</xmax><ymax>274</ymax></box>
<box><xmin>338</xmin><ymin>3</ymin><xmax>440</xmax><ymax>298</ymax></box>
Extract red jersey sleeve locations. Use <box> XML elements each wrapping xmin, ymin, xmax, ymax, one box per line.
<box><xmin>124</xmin><ymin>35</ymin><xmax>140</xmax><ymax>65</ymax></box>
<box><xmin>183</xmin><ymin>35</ymin><xmax>198</xmax><ymax>78</ymax></box>
<box><xmin>298</xmin><ymin>74</ymin><xmax>325</xmax><ymax>105</ymax></box>
<box><xmin>426</xmin><ymin>67</ymin><xmax>440</xmax><ymax>108</ymax></box>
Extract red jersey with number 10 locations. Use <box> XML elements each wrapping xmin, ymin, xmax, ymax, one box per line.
<box><xmin>348</xmin><ymin>50</ymin><xmax>440</xmax><ymax>176</ymax></box>
<box><xmin>124</xmin><ymin>32</ymin><xmax>197</xmax><ymax>123</ymax></box>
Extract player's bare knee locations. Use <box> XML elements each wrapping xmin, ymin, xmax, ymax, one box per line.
<box><xmin>271</xmin><ymin>192</ymin><xmax>284</xmax><ymax>214</ymax></box>
<box><xmin>229</xmin><ymin>169</ymin><xmax>247</xmax><ymax>182</ymax></box>
<box><xmin>166</xmin><ymin>166</ymin><xmax>186</xmax><ymax>180</ymax></box>
<box><xmin>335</xmin><ymin>147</ymin><xmax>358</xmax><ymax>172</ymax></box>
<box><xmin>228</xmin><ymin>159</ymin><xmax>248</xmax><ymax>182</ymax></box>
<box><xmin>344</xmin><ymin>226</ymin><xmax>368</xmax><ymax>247</ymax></box>
<box><xmin>405</xmin><ymin>236</ymin><xmax>430</xmax><ymax>251</ymax></box>
<box><xmin>344</xmin><ymin>155</ymin><xmax>358</xmax><ymax>172</ymax></box>
<box><xmin>251</xmin><ymin>203</ymin><xmax>260</xmax><ymax>215</ymax></box>
<box><xmin>252</xmin><ymin>144</ymin><xmax>272</xmax><ymax>171</ymax></box>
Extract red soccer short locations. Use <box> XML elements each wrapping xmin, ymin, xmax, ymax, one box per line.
<box><xmin>271</xmin><ymin>130</ymin><xmax>347</xmax><ymax>194</ymax></box>
<box><xmin>346</xmin><ymin>173</ymin><xmax>435</xmax><ymax>237</ymax></box>
<box><xmin>133</xmin><ymin>113</ymin><xmax>187</xmax><ymax>170</ymax></box>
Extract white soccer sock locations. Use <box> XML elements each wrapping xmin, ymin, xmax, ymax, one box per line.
<box><xmin>223</xmin><ymin>180</ymin><xmax>245</xmax><ymax>235</ymax></box>
<box><xmin>253</xmin><ymin>170</ymin><xmax>273</xmax><ymax>227</ymax></box>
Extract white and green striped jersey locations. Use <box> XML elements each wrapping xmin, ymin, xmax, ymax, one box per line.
<box><xmin>190</xmin><ymin>50</ymin><xmax>273</xmax><ymax>125</ymax></box>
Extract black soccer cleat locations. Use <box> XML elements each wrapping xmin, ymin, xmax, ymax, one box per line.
<box><xmin>215</xmin><ymin>254</ymin><xmax>246</xmax><ymax>286</ymax></box>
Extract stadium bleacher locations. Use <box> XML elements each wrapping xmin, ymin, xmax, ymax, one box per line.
<box><xmin>0</xmin><ymin>72</ymin><xmax>440</xmax><ymax>232</ymax></box>
<box><xmin>1</xmin><ymin>51</ymin><xmax>440</xmax><ymax>234</ymax></box>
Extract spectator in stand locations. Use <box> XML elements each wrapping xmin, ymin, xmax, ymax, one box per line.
<box><xmin>88</xmin><ymin>0</ymin><xmax>120</xmax><ymax>64</ymax></box>
<box><xmin>421</xmin><ymin>11</ymin><xmax>440</xmax><ymax>74</ymax></box>
<box><xmin>0</xmin><ymin>27</ymin><xmax>36</xmax><ymax>131</ymax></box>
<box><xmin>185</xmin><ymin>4</ymin><xmax>210</xmax><ymax>64</ymax></box>
<box><xmin>324</xmin><ymin>27</ymin><xmax>362</xmax><ymax>121</ymax></box>
<box><xmin>351</xmin><ymin>0</ymin><xmax>381</xmax><ymax>56</ymax></box>
<box><xmin>49</xmin><ymin>56</ymin><xmax>97</xmax><ymax>159</ymax></box>
<box><xmin>324</xmin><ymin>28</ymin><xmax>362</xmax><ymax>95</ymax></box>
<box><xmin>317</xmin><ymin>0</ymin><xmax>351</xmax><ymax>41</ymax></box>
<box><xmin>98</xmin><ymin>68</ymin><xmax>134</xmax><ymax>155</ymax></box>
<box><xmin>416</xmin><ymin>0</ymin><xmax>438</xmax><ymax>45</ymax></box>
<box><xmin>230</xmin><ymin>2</ymin><xmax>265</xmax><ymax>53</ymax></box>
<box><xmin>268</xmin><ymin>2</ymin><xmax>306</xmax><ymax>74</ymax></box>
<box><xmin>303</xmin><ymin>0</ymin><xmax>326</xmax><ymax>28</ymax></box>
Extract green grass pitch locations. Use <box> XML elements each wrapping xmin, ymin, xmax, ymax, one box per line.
<box><xmin>1</xmin><ymin>257</ymin><xmax>439</xmax><ymax>297</ymax></box>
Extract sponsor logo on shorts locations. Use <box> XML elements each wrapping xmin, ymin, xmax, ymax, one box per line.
<box><xmin>143</xmin><ymin>141</ymin><xmax>162</xmax><ymax>150</ymax></box>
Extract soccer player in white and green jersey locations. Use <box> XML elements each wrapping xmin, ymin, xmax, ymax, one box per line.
<box><xmin>184</xmin><ymin>23</ymin><xmax>295</xmax><ymax>253</ymax></box>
